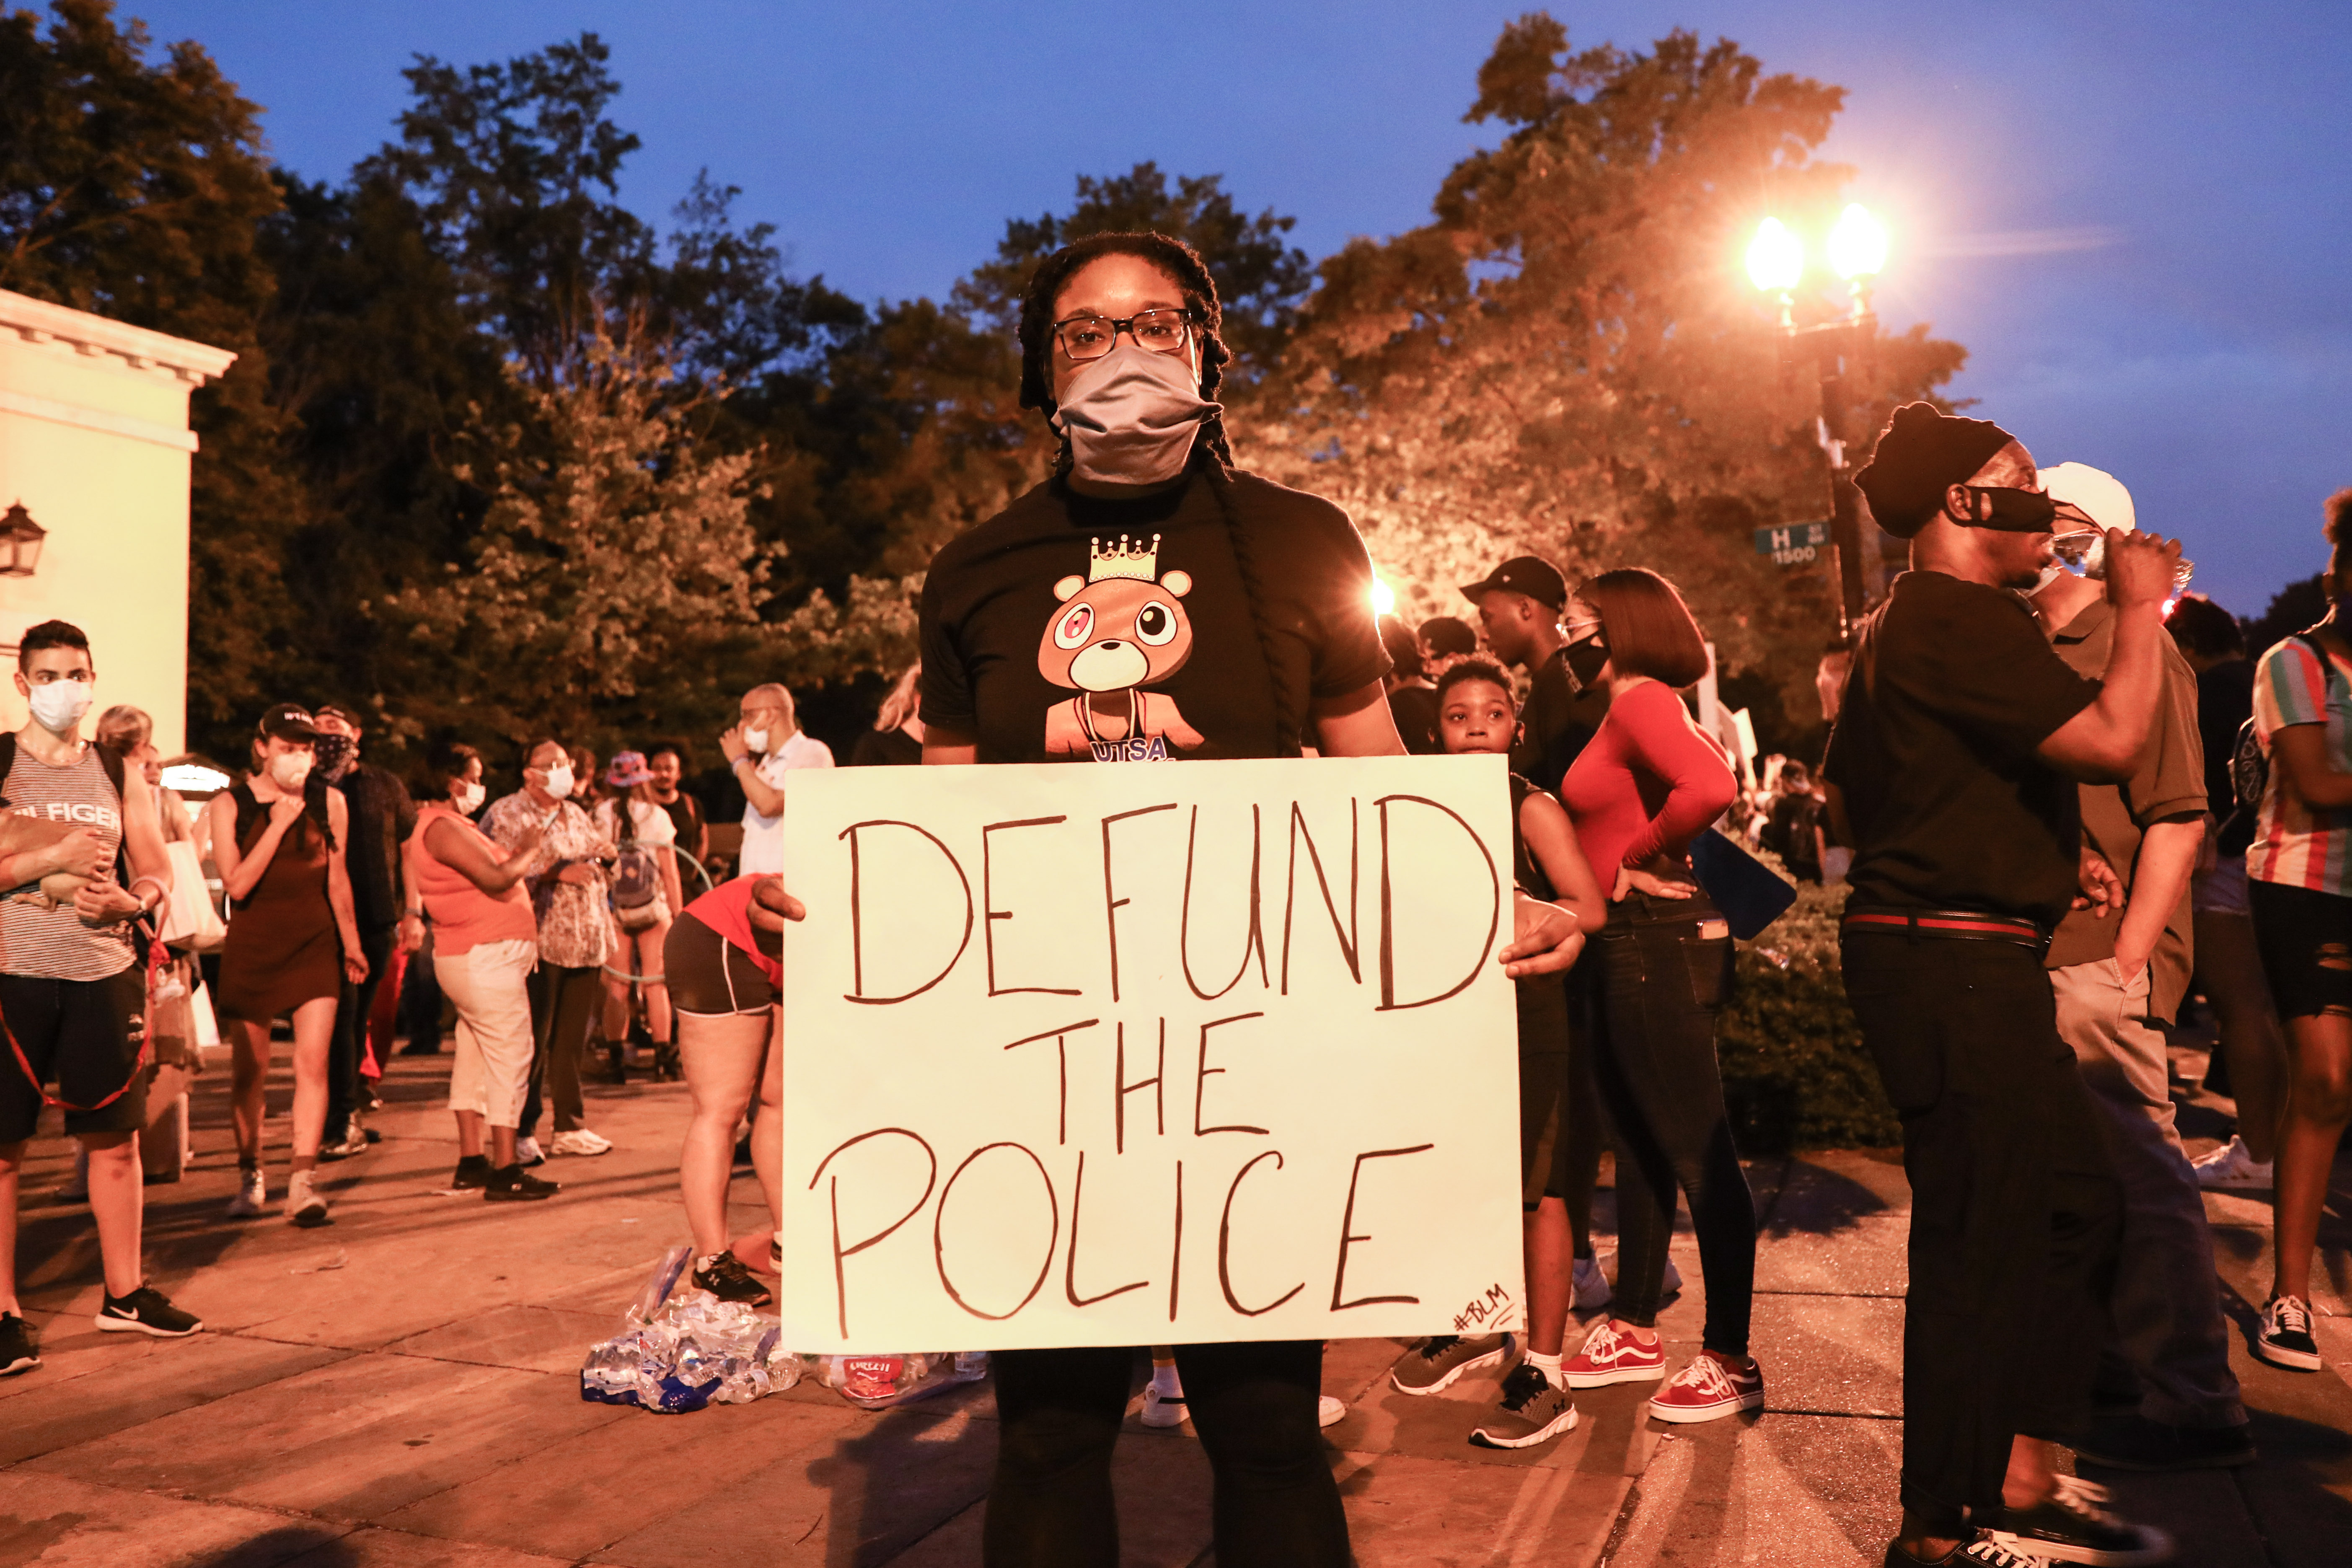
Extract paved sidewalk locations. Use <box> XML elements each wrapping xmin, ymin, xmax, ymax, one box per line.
<box><xmin>2</xmin><ymin>1042</ymin><xmax>2348</xmax><ymax>1566</ymax></box>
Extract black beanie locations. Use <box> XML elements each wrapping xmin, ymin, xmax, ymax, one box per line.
<box><xmin>1854</xmin><ymin>402</ymin><xmax>2018</xmax><ymax>538</ymax></box>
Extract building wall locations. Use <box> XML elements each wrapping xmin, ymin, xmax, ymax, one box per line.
<box><xmin>0</xmin><ymin>290</ymin><xmax>235</xmax><ymax>758</ymax></box>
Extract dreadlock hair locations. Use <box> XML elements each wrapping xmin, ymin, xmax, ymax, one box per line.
<box><xmin>1017</xmin><ymin>232</ymin><xmax>1307</xmax><ymax>752</ymax></box>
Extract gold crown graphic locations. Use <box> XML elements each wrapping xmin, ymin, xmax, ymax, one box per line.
<box><xmin>1087</xmin><ymin>533</ymin><xmax>1162</xmax><ymax>584</ymax></box>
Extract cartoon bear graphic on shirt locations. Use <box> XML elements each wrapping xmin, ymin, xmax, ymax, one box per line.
<box><xmin>1038</xmin><ymin>533</ymin><xmax>1206</xmax><ymax>761</ymax></box>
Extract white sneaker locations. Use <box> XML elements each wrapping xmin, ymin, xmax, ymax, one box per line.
<box><xmin>2193</xmin><ymin>1135</ymin><xmax>2274</xmax><ymax>1190</ymax></box>
<box><xmin>225</xmin><ymin>1167</ymin><xmax>267</xmax><ymax>1218</ymax></box>
<box><xmin>549</xmin><ymin>1128</ymin><xmax>613</xmax><ymax>1157</ymax></box>
<box><xmin>1318</xmin><ymin>1394</ymin><xmax>1346</xmax><ymax>1428</ymax></box>
<box><xmin>1140</xmin><ymin>1381</ymin><xmax>1189</xmax><ymax>1429</ymax></box>
<box><xmin>514</xmin><ymin>1136</ymin><xmax>546</xmax><ymax>1168</ymax></box>
<box><xmin>1602</xmin><ymin>1252</ymin><xmax>1684</xmax><ymax>1297</ymax></box>
<box><xmin>1573</xmin><ymin>1255</ymin><xmax>1612</xmax><ymax>1310</ymax></box>
<box><xmin>285</xmin><ymin>1171</ymin><xmax>331</xmax><ymax>1227</ymax></box>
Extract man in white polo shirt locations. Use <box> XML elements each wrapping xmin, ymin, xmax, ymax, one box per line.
<box><xmin>722</xmin><ymin>683</ymin><xmax>832</xmax><ymax>878</ymax></box>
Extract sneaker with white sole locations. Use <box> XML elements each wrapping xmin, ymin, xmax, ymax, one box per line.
<box><xmin>1141</xmin><ymin>1382</ymin><xmax>1189</xmax><ymax>1429</ymax></box>
<box><xmin>1470</xmin><ymin>1361</ymin><xmax>1580</xmax><ymax>1449</ymax></box>
<box><xmin>549</xmin><ymin>1128</ymin><xmax>613</xmax><ymax>1157</ymax></box>
<box><xmin>225</xmin><ymin>1167</ymin><xmax>266</xmax><ymax>1219</ymax></box>
<box><xmin>1573</xmin><ymin>1255</ymin><xmax>1612</xmax><ymax>1310</ymax></box>
<box><xmin>1984</xmin><ymin>1475</ymin><xmax>2173</xmax><ymax>1565</ymax></box>
<box><xmin>1318</xmin><ymin>1394</ymin><xmax>1346</xmax><ymax>1427</ymax></box>
<box><xmin>1649</xmin><ymin>1351</ymin><xmax>1765</xmax><ymax>1423</ymax></box>
<box><xmin>285</xmin><ymin>1171</ymin><xmax>331</xmax><ymax>1228</ymax></box>
<box><xmin>0</xmin><ymin>1312</ymin><xmax>39</xmax><ymax>1376</ymax></box>
<box><xmin>96</xmin><ymin>1283</ymin><xmax>203</xmax><ymax>1337</ymax></box>
<box><xmin>1391</xmin><ymin>1332</ymin><xmax>1511</xmax><ymax>1395</ymax></box>
<box><xmin>1563</xmin><ymin>1319</ymin><xmax>1668</xmax><ymax>1387</ymax></box>
<box><xmin>514</xmin><ymin>1135</ymin><xmax>546</xmax><ymax>1168</ymax></box>
<box><xmin>317</xmin><ymin>1125</ymin><xmax>371</xmax><ymax>1161</ymax></box>
<box><xmin>2254</xmin><ymin>1294</ymin><xmax>2321</xmax><ymax>1371</ymax></box>
<box><xmin>2192</xmin><ymin>1135</ymin><xmax>2272</xmax><ymax>1191</ymax></box>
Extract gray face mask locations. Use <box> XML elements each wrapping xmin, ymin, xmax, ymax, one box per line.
<box><xmin>1051</xmin><ymin>342</ymin><xmax>1219</xmax><ymax>486</ymax></box>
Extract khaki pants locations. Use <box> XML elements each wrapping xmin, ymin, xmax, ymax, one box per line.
<box><xmin>2050</xmin><ymin>958</ymin><xmax>2246</xmax><ymax>1430</ymax></box>
<box><xmin>436</xmin><ymin>937</ymin><xmax>538</xmax><ymax>1130</ymax></box>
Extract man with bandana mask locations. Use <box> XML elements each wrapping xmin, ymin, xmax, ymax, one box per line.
<box><xmin>312</xmin><ymin>706</ymin><xmax>419</xmax><ymax>1160</ymax></box>
<box><xmin>0</xmin><ymin>620</ymin><xmax>197</xmax><ymax>1374</ymax></box>
<box><xmin>1827</xmin><ymin>404</ymin><xmax>2183</xmax><ymax>1566</ymax></box>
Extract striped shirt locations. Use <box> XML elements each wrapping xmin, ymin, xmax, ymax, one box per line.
<box><xmin>0</xmin><ymin>742</ymin><xmax>137</xmax><ymax>980</ymax></box>
<box><xmin>2248</xmin><ymin>634</ymin><xmax>2352</xmax><ymax>895</ymax></box>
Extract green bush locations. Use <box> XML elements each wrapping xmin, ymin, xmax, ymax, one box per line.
<box><xmin>1717</xmin><ymin>859</ymin><xmax>1902</xmax><ymax>1154</ymax></box>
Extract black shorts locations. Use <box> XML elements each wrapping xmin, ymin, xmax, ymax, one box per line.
<box><xmin>2249</xmin><ymin>877</ymin><xmax>2352</xmax><ymax>1022</ymax></box>
<box><xmin>665</xmin><ymin>913</ymin><xmax>776</xmax><ymax>1017</ymax></box>
<box><xmin>0</xmin><ymin>965</ymin><xmax>150</xmax><ymax>1143</ymax></box>
<box><xmin>1516</xmin><ymin>974</ymin><xmax>1573</xmax><ymax>1209</ymax></box>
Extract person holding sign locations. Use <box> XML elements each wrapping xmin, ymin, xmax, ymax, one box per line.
<box><xmin>918</xmin><ymin>230</ymin><xmax>1584</xmax><ymax>1565</ymax></box>
<box><xmin>1553</xmin><ymin>570</ymin><xmax>1765</xmax><ymax>1425</ymax></box>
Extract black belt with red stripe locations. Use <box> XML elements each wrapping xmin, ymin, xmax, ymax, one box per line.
<box><xmin>1841</xmin><ymin>905</ymin><xmax>2047</xmax><ymax>951</ymax></box>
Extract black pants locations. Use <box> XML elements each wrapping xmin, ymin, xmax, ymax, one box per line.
<box><xmin>400</xmin><ymin>931</ymin><xmax>445</xmax><ymax>1054</ymax></box>
<box><xmin>984</xmin><ymin>1341</ymin><xmax>1348</xmax><ymax>1567</ymax></box>
<box><xmin>1841</xmin><ymin>931</ymin><xmax>2122</xmax><ymax>1533</ymax></box>
<box><xmin>1593</xmin><ymin>890</ymin><xmax>1756</xmax><ymax>1353</ymax></box>
<box><xmin>325</xmin><ymin>921</ymin><xmax>396</xmax><ymax>1141</ymax></box>
<box><xmin>520</xmin><ymin>961</ymin><xmax>600</xmax><ymax>1138</ymax></box>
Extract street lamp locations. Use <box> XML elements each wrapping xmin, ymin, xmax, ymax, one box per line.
<box><xmin>0</xmin><ymin>503</ymin><xmax>47</xmax><ymax>578</ymax></box>
<box><xmin>1746</xmin><ymin>205</ymin><xmax>1885</xmax><ymax>641</ymax></box>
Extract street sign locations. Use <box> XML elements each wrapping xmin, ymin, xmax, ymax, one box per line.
<box><xmin>1754</xmin><ymin>521</ymin><xmax>1830</xmax><ymax>567</ymax></box>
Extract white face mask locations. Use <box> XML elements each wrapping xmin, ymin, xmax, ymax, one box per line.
<box><xmin>27</xmin><ymin>679</ymin><xmax>93</xmax><ymax>735</ymax></box>
<box><xmin>1051</xmin><ymin>341</ymin><xmax>1219</xmax><ymax>487</ymax></box>
<box><xmin>268</xmin><ymin>750</ymin><xmax>313</xmax><ymax>791</ymax></box>
<box><xmin>452</xmin><ymin>780</ymin><xmax>486</xmax><ymax>815</ymax></box>
<box><xmin>538</xmin><ymin>763</ymin><xmax>574</xmax><ymax>800</ymax></box>
<box><xmin>741</xmin><ymin>727</ymin><xmax>770</xmax><ymax>755</ymax></box>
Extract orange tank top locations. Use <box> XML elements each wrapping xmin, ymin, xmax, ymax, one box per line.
<box><xmin>410</xmin><ymin>803</ymin><xmax>537</xmax><ymax>955</ymax></box>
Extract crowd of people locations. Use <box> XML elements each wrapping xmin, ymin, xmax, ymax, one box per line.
<box><xmin>0</xmin><ymin>224</ymin><xmax>2344</xmax><ymax>1568</ymax></box>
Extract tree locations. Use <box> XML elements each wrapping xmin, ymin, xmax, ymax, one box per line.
<box><xmin>1254</xmin><ymin>17</ymin><xmax>1965</xmax><ymax>713</ymax></box>
<box><xmin>383</xmin><ymin>318</ymin><xmax>771</xmax><ymax>747</ymax></box>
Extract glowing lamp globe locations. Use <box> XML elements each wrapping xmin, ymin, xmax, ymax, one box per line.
<box><xmin>1828</xmin><ymin>204</ymin><xmax>1888</xmax><ymax>281</ymax></box>
<box><xmin>1745</xmin><ymin>217</ymin><xmax>1803</xmax><ymax>294</ymax></box>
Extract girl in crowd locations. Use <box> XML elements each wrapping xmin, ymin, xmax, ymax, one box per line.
<box><xmin>592</xmin><ymin>751</ymin><xmax>684</xmax><ymax>1094</ymax></box>
<box><xmin>915</xmin><ymin>229</ymin><xmax>1581</xmax><ymax>1567</ymax></box>
<box><xmin>1555</xmin><ymin>569</ymin><xmax>1764</xmax><ymax>1424</ymax></box>
<box><xmin>209</xmin><ymin>704</ymin><xmax>366</xmax><ymax>1226</ymax></box>
<box><xmin>1387</xmin><ymin>660</ymin><xmax>1607</xmax><ymax>1448</ymax></box>
<box><xmin>483</xmin><ymin>738</ymin><xmax>613</xmax><ymax>1164</ymax></box>
<box><xmin>850</xmin><ymin>662</ymin><xmax>925</xmax><ymax>766</ymax></box>
<box><xmin>2244</xmin><ymin>490</ymin><xmax>2352</xmax><ymax>1371</ymax></box>
<box><xmin>663</xmin><ymin>873</ymin><xmax>800</xmax><ymax>1304</ymax></box>
<box><xmin>408</xmin><ymin>742</ymin><xmax>557</xmax><ymax>1200</ymax></box>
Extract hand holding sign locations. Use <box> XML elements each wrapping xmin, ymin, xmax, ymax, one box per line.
<box><xmin>777</xmin><ymin>756</ymin><xmax>1526</xmax><ymax>1353</ymax></box>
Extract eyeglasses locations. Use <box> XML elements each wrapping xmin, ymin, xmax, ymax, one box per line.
<box><xmin>1052</xmin><ymin>309</ymin><xmax>1197</xmax><ymax>362</ymax></box>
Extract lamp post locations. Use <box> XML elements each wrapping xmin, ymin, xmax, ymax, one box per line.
<box><xmin>0</xmin><ymin>503</ymin><xmax>46</xmax><ymax>578</ymax></box>
<box><xmin>1746</xmin><ymin>204</ymin><xmax>1886</xmax><ymax>642</ymax></box>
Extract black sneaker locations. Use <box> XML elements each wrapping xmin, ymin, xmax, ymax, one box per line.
<box><xmin>2073</xmin><ymin>1411</ymin><xmax>2256</xmax><ymax>1471</ymax></box>
<box><xmin>483</xmin><ymin>1164</ymin><xmax>559</xmax><ymax>1202</ymax></box>
<box><xmin>1986</xmin><ymin>1475</ymin><xmax>2172</xmax><ymax>1565</ymax></box>
<box><xmin>0</xmin><ymin>1311</ymin><xmax>39</xmax><ymax>1375</ymax></box>
<box><xmin>450</xmin><ymin>1154</ymin><xmax>491</xmax><ymax>1190</ymax></box>
<box><xmin>2255</xmin><ymin>1294</ymin><xmax>2322</xmax><ymax>1371</ymax></box>
<box><xmin>1883</xmin><ymin>1538</ymin><xmax>2056</xmax><ymax>1567</ymax></box>
<box><xmin>692</xmin><ymin>1251</ymin><xmax>774</xmax><ymax>1307</ymax></box>
<box><xmin>1468</xmin><ymin>1360</ymin><xmax>1580</xmax><ymax>1450</ymax></box>
<box><xmin>96</xmin><ymin>1283</ymin><xmax>204</xmax><ymax>1338</ymax></box>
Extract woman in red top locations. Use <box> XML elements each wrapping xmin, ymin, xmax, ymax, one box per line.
<box><xmin>664</xmin><ymin>874</ymin><xmax>803</xmax><ymax>1305</ymax></box>
<box><xmin>1555</xmin><ymin>569</ymin><xmax>1763</xmax><ymax>1425</ymax></box>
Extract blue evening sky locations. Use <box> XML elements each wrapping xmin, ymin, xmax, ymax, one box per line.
<box><xmin>123</xmin><ymin>1</ymin><xmax>2352</xmax><ymax>618</ymax></box>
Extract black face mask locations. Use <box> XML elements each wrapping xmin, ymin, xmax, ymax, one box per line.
<box><xmin>311</xmin><ymin>733</ymin><xmax>356</xmax><ymax>779</ymax></box>
<box><xmin>1959</xmin><ymin>486</ymin><xmax>2096</xmax><ymax>534</ymax></box>
<box><xmin>1565</xmin><ymin>635</ymin><xmax>1611</xmax><ymax>690</ymax></box>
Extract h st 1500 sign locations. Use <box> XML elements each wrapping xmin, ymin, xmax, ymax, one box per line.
<box><xmin>1754</xmin><ymin>521</ymin><xmax>1829</xmax><ymax>567</ymax></box>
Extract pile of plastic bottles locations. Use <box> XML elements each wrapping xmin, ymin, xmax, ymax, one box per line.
<box><xmin>579</xmin><ymin>1245</ymin><xmax>991</xmax><ymax>1415</ymax></box>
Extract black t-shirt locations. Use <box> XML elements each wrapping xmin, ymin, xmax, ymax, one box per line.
<box><xmin>1766</xmin><ymin>793</ymin><xmax>1822</xmax><ymax>873</ymax></box>
<box><xmin>1389</xmin><ymin>685</ymin><xmax>1442</xmax><ymax>755</ymax></box>
<box><xmin>850</xmin><ymin>727</ymin><xmax>924</xmax><ymax>767</ymax></box>
<box><xmin>334</xmin><ymin>763</ymin><xmax>417</xmax><ymax>931</ymax></box>
<box><xmin>2195</xmin><ymin>657</ymin><xmax>2256</xmax><ymax>856</ymax></box>
<box><xmin>920</xmin><ymin>465</ymin><xmax>1390</xmax><ymax>763</ymax></box>
<box><xmin>656</xmin><ymin>790</ymin><xmax>704</xmax><ymax>850</ymax></box>
<box><xmin>1823</xmin><ymin>569</ymin><xmax>2101</xmax><ymax>928</ymax></box>
<box><xmin>1514</xmin><ymin>648</ymin><xmax>1596</xmax><ymax>796</ymax></box>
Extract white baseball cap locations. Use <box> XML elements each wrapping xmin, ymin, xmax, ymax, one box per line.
<box><xmin>2039</xmin><ymin>462</ymin><xmax>2135</xmax><ymax>533</ymax></box>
